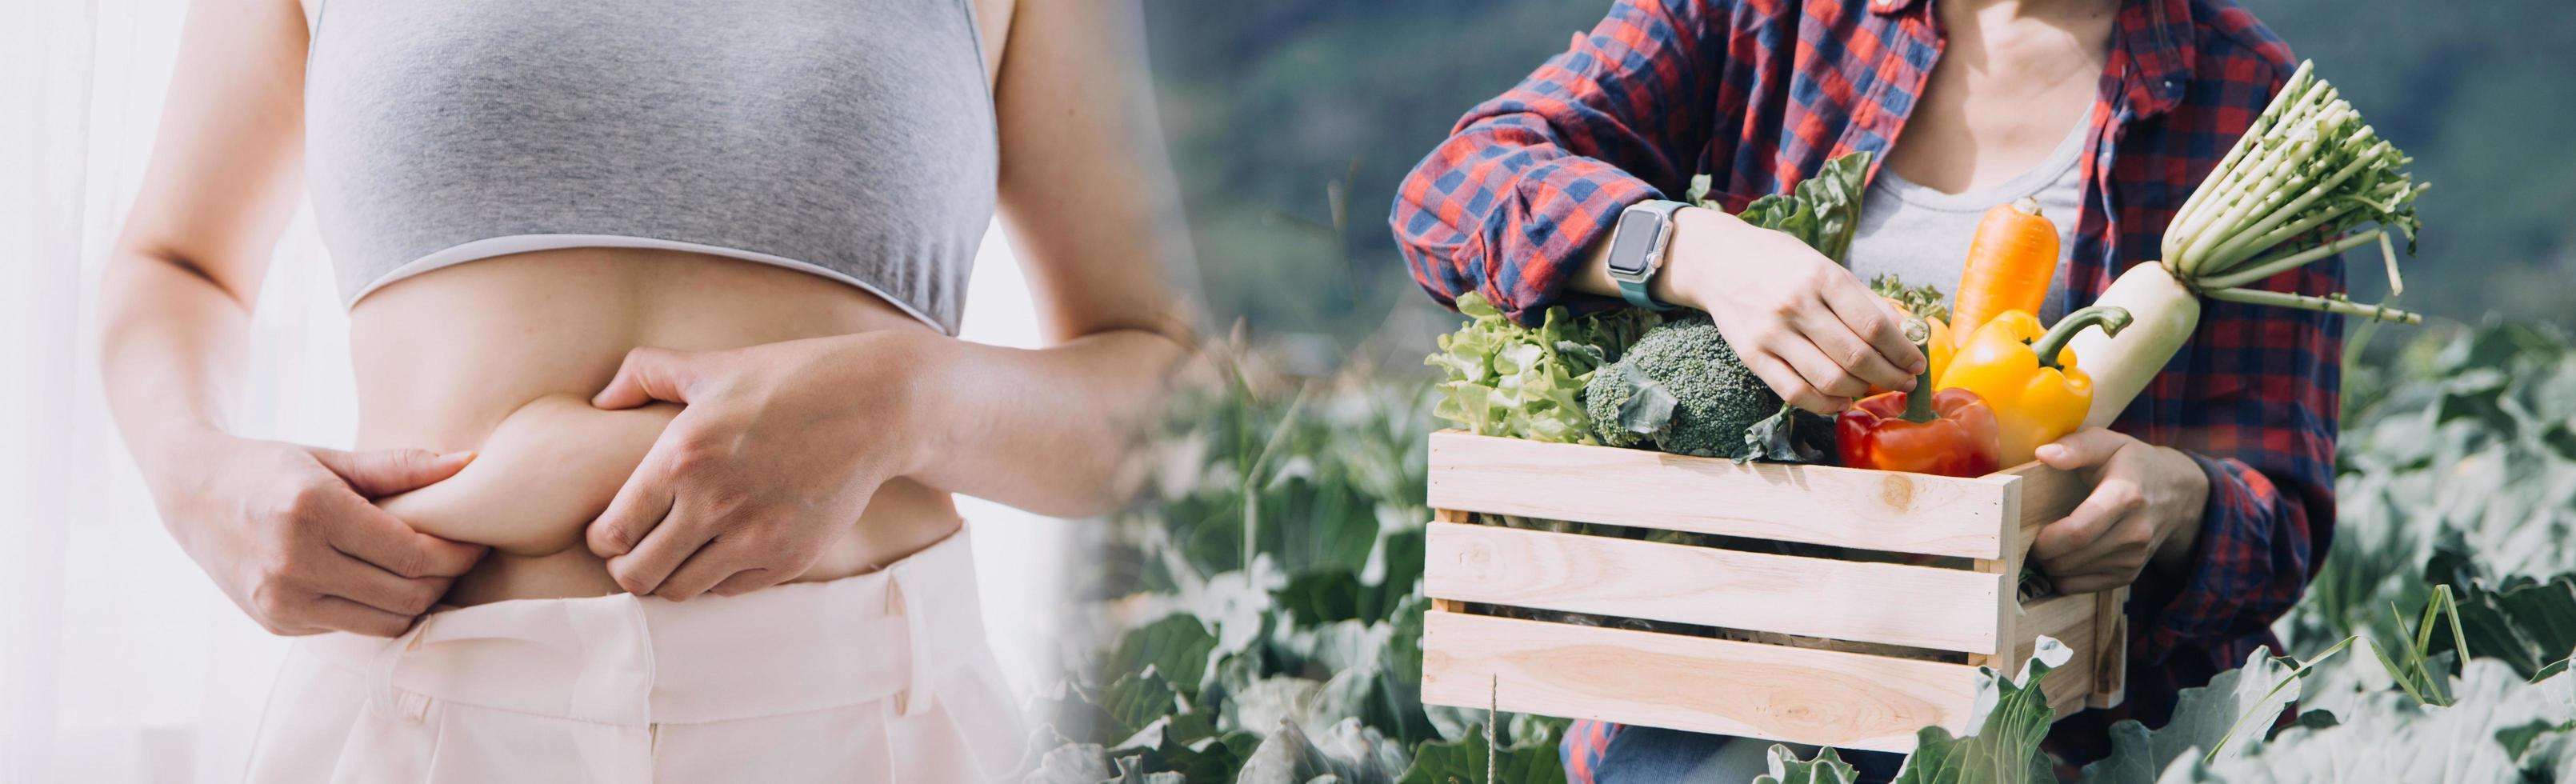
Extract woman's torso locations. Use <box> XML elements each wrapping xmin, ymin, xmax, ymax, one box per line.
<box><xmin>347</xmin><ymin>253</ymin><xmax>964</xmax><ymax>603</ymax></box>
<box><xmin>304</xmin><ymin>0</ymin><xmax>1014</xmax><ymax>602</ymax></box>
<box><xmin>1846</xmin><ymin>115</ymin><xmax>2091</xmax><ymax>324</ymax></box>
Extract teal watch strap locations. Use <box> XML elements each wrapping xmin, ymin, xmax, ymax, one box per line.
<box><xmin>1617</xmin><ymin>271</ymin><xmax>1670</xmax><ymax>311</ymax></box>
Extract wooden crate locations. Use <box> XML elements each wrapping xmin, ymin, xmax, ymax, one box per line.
<box><xmin>1419</xmin><ymin>430</ymin><xmax>2126</xmax><ymax>754</ymax></box>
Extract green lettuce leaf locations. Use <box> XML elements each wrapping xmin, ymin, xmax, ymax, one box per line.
<box><xmin>1425</xmin><ymin>292</ymin><xmax>1659</xmax><ymax>443</ymax></box>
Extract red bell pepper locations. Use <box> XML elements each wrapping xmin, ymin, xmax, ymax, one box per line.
<box><xmin>1834</xmin><ymin>319</ymin><xmax>2003</xmax><ymax>478</ymax></box>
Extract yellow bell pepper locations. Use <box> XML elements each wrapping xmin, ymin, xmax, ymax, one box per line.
<box><xmin>1933</xmin><ymin>306</ymin><xmax>2132</xmax><ymax>466</ymax></box>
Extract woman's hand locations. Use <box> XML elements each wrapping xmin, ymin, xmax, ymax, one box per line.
<box><xmin>584</xmin><ymin>334</ymin><xmax>929</xmax><ymax>600</ymax></box>
<box><xmin>1590</xmin><ymin>206</ymin><xmax>1927</xmax><ymax>414</ymax></box>
<box><xmin>149</xmin><ymin>434</ymin><xmax>487</xmax><ymax>637</ymax></box>
<box><xmin>2028</xmin><ymin>428</ymin><xmax>2212</xmax><ymax>594</ymax></box>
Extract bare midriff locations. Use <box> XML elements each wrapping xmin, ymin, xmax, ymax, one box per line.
<box><xmin>351</xmin><ymin>247</ymin><xmax>962</xmax><ymax>606</ymax></box>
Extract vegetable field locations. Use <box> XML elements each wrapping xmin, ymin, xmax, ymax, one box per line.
<box><xmin>1030</xmin><ymin>319</ymin><xmax>2576</xmax><ymax>783</ymax></box>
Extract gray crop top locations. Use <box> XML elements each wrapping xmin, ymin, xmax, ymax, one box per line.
<box><xmin>303</xmin><ymin>0</ymin><xmax>997</xmax><ymax>334</ymax></box>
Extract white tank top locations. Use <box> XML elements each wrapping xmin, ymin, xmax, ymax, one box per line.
<box><xmin>1846</xmin><ymin>120</ymin><xmax>2090</xmax><ymax>324</ymax></box>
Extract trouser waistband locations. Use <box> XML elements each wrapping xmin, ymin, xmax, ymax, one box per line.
<box><xmin>298</xmin><ymin>526</ymin><xmax>988</xmax><ymax>726</ymax></box>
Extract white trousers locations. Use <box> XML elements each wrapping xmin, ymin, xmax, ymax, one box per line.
<box><xmin>241</xmin><ymin>527</ymin><xmax>1025</xmax><ymax>783</ymax></box>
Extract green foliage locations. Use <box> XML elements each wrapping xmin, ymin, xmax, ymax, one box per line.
<box><xmin>1756</xmin><ymin>745</ymin><xmax>1862</xmax><ymax>784</ymax></box>
<box><xmin>2173</xmin><ymin>661</ymin><xmax>2576</xmax><ymax>783</ymax></box>
<box><xmin>1394</xmin><ymin>722</ymin><xmax>1567</xmax><ymax>784</ymax></box>
<box><xmin>1425</xmin><ymin>292</ymin><xmax>1660</xmax><ymax>444</ymax></box>
<box><xmin>1054</xmin><ymin>315</ymin><xmax>2576</xmax><ymax>782</ymax></box>
<box><xmin>1693</xmin><ymin>151</ymin><xmax>1874</xmax><ymax>265</ymax></box>
<box><xmin>1042</xmin><ymin>350</ymin><xmax>1558</xmax><ymax>782</ymax></box>
<box><xmin>2074</xmin><ymin>648</ymin><xmax>2311</xmax><ymax>782</ymax></box>
<box><xmin>1871</xmin><ymin>274</ymin><xmax>1952</xmax><ymax>323</ymax></box>
<box><xmin>1886</xmin><ymin>639</ymin><xmax>2069</xmax><ymax>784</ymax></box>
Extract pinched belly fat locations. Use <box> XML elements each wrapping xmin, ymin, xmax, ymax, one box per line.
<box><xmin>375</xmin><ymin>394</ymin><xmax>679</xmax><ymax>558</ymax></box>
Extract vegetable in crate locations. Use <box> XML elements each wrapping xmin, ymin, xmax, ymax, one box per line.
<box><xmin>2072</xmin><ymin>60</ymin><xmax>2426</xmax><ymax>426</ymax></box>
<box><xmin>1950</xmin><ymin>197</ymin><xmax>2062</xmax><ymax>346</ymax></box>
<box><xmin>1683</xmin><ymin>151</ymin><xmax>1872</xmax><ymax>263</ymax></box>
<box><xmin>1426</xmin><ymin>291</ymin><xmax>1661</xmax><ymax>443</ymax></box>
<box><xmin>1938</xmin><ymin>306</ymin><xmax>2133</xmax><ymax>466</ymax></box>
<box><xmin>1574</xmin><ymin>150</ymin><xmax>1875</xmax><ymax>462</ymax></box>
<box><xmin>1582</xmin><ymin>314</ymin><xmax>1834</xmax><ymax>462</ymax></box>
<box><xmin>1870</xmin><ymin>274</ymin><xmax>1954</xmax><ymax>394</ymax></box>
<box><xmin>1834</xmin><ymin>319</ymin><xmax>2002</xmax><ymax>478</ymax></box>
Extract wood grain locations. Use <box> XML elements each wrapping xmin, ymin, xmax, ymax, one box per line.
<box><xmin>1420</xmin><ymin>610</ymin><xmax>1982</xmax><ymax>753</ymax></box>
<box><xmin>2007</xmin><ymin>591</ymin><xmax>2100</xmax><ymax>718</ymax></box>
<box><xmin>2090</xmin><ymin>587</ymin><xmax>2129</xmax><ymax>709</ymax></box>
<box><xmin>1424</xmin><ymin>522</ymin><xmax>2003</xmax><ymax>652</ymax></box>
<box><xmin>2006</xmin><ymin>459</ymin><xmax>2090</xmax><ymax>546</ymax></box>
<box><xmin>1427</xmin><ymin>431</ymin><xmax>2018</xmax><ymax>559</ymax></box>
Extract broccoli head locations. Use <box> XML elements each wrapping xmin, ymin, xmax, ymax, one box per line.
<box><xmin>1581</xmin><ymin>314</ymin><xmax>1836</xmax><ymax>462</ymax></box>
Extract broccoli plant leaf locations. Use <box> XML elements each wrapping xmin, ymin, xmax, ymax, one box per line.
<box><xmin>1238</xmin><ymin>718</ymin><xmax>1410</xmax><ymax>784</ymax></box>
<box><xmin>1735</xmin><ymin>401</ymin><xmax>1827</xmax><ymax>464</ymax></box>
<box><xmin>2173</xmin><ymin>660</ymin><xmax>2574</xmax><ymax>783</ymax></box>
<box><xmin>1608</xmin><ymin>362</ymin><xmax>1678</xmax><ymax>439</ymax></box>
<box><xmin>2436</xmin><ymin>566</ymin><xmax>2576</xmax><ymax>680</ymax></box>
<box><xmin>1394</xmin><ymin>722</ymin><xmax>1567</xmax><ymax>784</ymax></box>
<box><xmin>1110</xmin><ymin>615</ymin><xmax>1221</xmax><ymax>698</ymax></box>
<box><xmin>1890</xmin><ymin>638</ymin><xmax>2069</xmax><ymax>784</ymax></box>
<box><xmin>2074</xmin><ymin>647</ymin><xmax>2306</xmax><ymax>783</ymax></box>
<box><xmin>1108</xmin><ymin>754</ymin><xmax>1189</xmax><ymax>784</ymax></box>
<box><xmin>1026</xmin><ymin>743</ymin><xmax>1115</xmax><ymax>784</ymax></box>
<box><xmin>1756</xmin><ymin>745</ymin><xmax>1862</xmax><ymax>784</ymax></box>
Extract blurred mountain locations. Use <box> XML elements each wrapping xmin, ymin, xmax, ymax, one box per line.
<box><xmin>1140</xmin><ymin>0</ymin><xmax>2576</xmax><ymax>347</ymax></box>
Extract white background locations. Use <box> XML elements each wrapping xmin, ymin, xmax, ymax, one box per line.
<box><xmin>0</xmin><ymin>2</ymin><xmax>1074</xmax><ymax>781</ymax></box>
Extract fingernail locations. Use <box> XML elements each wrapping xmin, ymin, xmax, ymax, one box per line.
<box><xmin>440</xmin><ymin>450</ymin><xmax>478</xmax><ymax>466</ymax></box>
<box><xmin>2036</xmin><ymin>445</ymin><xmax>2064</xmax><ymax>462</ymax></box>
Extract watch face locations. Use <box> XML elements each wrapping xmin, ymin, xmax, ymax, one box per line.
<box><xmin>1606</xmin><ymin>209</ymin><xmax>1663</xmax><ymax>278</ymax></box>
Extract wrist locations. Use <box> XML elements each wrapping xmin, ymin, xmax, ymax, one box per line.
<box><xmin>2152</xmin><ymin>446</ymin><xmax>2213</xmax><ymax>570</ymax></box>
<box><xmin>1656</xmin><ymin>206</ymin><xmax>1746</xmax><ymax>311</ymax></box>
<box><xmin>858</xmin><ymin>330</ymin><xmax>954</xmax><ymax>479</ymax></box>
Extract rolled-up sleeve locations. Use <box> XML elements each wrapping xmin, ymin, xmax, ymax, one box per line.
<box><xmin>2126</xmin><ymin>257</ymin><xmax>2342</xmax><ymax>668</ymax></box>
<box><xmin>1388</xmin><ymin>0</ymin><xmax>1725</xmax><ymax>326</ymax></box>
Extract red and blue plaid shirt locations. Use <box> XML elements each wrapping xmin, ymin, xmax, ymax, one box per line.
<box><xmin>1390</xmin><ymin>0</ymin><xmax>2339</xmax><ymax>777</ymax></box>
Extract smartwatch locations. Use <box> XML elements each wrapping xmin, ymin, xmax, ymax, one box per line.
<box><xmin>1605</xmin><ymin>199</ymin><xmax>1688</xmax><ymax>310</ymax></box>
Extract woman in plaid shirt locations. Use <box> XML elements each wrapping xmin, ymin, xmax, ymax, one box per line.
<box><xmin>1391</xmin><ymin>0</ymin><xmax>2342</xmax><ymax>780</ymax></box>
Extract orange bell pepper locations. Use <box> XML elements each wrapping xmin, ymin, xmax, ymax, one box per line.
<box><xmin>1934</xmin><ymin>306</ymin><xmax>2133</xmax><ymax>466</ymax></box>
<box><xmin>1836</xmin><ymin>319</ymin><xmax>2002</xmax><ymax>478</ymax></box>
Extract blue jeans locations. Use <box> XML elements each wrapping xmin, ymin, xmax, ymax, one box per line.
<box><xmin>1594</xmin><ymin>727</ymin><xmax>1907</xmax><ymax>784</ymax></box>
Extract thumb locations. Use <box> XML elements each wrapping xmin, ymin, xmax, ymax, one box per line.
<box><xmin>311</xmin><ymin>447</ymin><xmax>477</xmax><ymax>498</ymax></box>
<box><xmin>2034</xmin><ymin>427</ymin><xmax>2131</xmax><ymax>470</ymax></box>
<box><xmin>594</xmin><ymin>346</ymin><xmax>699</xmax><ymax>410</ymax></box>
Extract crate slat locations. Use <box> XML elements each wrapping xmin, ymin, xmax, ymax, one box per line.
<box><xmin>1418</xmin><ymin>430</ymin><xmax>2124</xmax><ymax>751</ymax></box>
<box><xmin>1420</xmin><ymin>610</ymin><xmax>1981</xmax><ymax>753</ymax></box>
<box><xmin>1427</xmin><ymin>431</ymin><xmax>2019</xmax><ymax>559</ymax></box>
<box><xmin>1424</xmin><ymin>522</ymin><xmax>2003</xmax><ymax>653</ymax></box>
<box><xmin>2014</xmin><ymin>591</ymin><xmax>2102</xmax><ymax>719</ymax></box>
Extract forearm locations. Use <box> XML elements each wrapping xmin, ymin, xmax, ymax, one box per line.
<box><xmin>1390</xmin><ymin>1</ymin><xmax>1719</xmax><ymax>326</ymax></box>
<box><xmin>898</xmin><ymin>327</ymin><xmax>1189</xmax><ymax>518</ymax></box>
<box><xmin>98</xmin><ymin>249</ymin><xmax>256</xmax><ymax>487</ymax></box>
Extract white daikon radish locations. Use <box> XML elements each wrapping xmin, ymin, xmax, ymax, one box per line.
<box><xmin>2073</xmin><ymin>60</ymin><xmax>2425</xmax><ymax>426</ymax></box>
